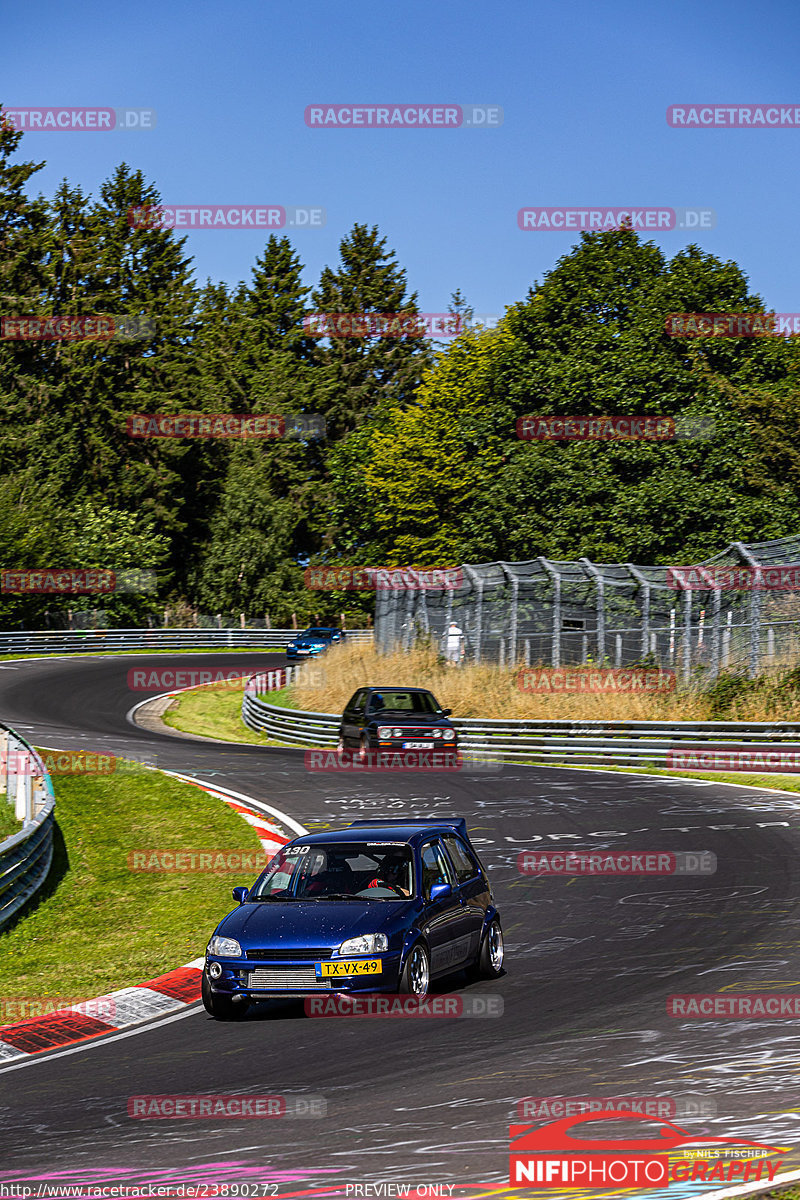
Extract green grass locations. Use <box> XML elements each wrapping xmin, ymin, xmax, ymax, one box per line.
<box><xmin>0</xmin><ymin>763</ymin><xmax>267</xmax><ymax>1000</ymax></box>
<box><xmin>161</xmin><ymin>681</ymin><xmax>292</xmax><ymax>746</ymax></box>
<box><xmin>0</xmin><ymin>798</ymin><xmax>21</xmax><ymax>840</ymax></box>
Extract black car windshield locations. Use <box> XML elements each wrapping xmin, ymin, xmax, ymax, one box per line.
<box><xmin>301</xmin><ymin>628</ymin><xmax>334</xmax><ymax>638</ymax></box>
<box><xmin>368</xmin><ymin>691</ymin><xmax>440</xmax><ymax>714</ymax></box>
<box><xmin>248</xmin><ymin>842</ymin><xmax>415</xmax><ymax>900</ymax></box>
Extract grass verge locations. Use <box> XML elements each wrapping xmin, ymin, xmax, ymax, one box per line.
<box><xmin>0</xmin><ymin>762</ymin><xmax>267</xmax><ymax>1001</ymax></box>
<box><xmin>161</xmin><ymin>681</ymin><xmax>294</xmax><ymax>746</ymax></box>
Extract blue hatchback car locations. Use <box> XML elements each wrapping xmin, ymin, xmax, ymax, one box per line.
<box><xmin>202</xmin><ymin>818</ymin><xmax>503</xmax><ymax>1019</ymax></box>
<box><xmin>285</xmin><ymin>627</ymin><xmax>343</xmax><ymax>660</ymax></box>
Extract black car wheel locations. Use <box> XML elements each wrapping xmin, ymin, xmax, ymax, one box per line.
<box><xmin>470</xmin><ymin>918</ymin><xmax>504</xmax><ymax>980</ymax></box>
<box><xmin>398</xmin><ymin>942</ymin><xmax>430</xmax><ymax>996</ymax></box>
<box><xmin>202</xmin><ymin>971</ymin><xmax>250</xmax><ymax>1020</ymax></box>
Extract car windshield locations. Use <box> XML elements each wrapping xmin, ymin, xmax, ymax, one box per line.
<box><xmin>368</xmin><ymin>691</ymin><xmax>440</xmax><ymax>714</ymax></box>
<box><xmin>248</xmin><ymin>842</ymin><xmax>415</xmax><ymax>900</ymax></box>
<box><xmin>302</xmin><ymin>628</ymin><xmax>333</xmax><ymax>638</ymax></box>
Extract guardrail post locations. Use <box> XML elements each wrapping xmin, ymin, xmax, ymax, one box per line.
<box><xmin>538</xmin><ymin>558</ymin><xmax>561</xmax><ymax>669</ymax></box>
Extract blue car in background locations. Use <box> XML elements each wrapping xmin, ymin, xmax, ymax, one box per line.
<box><xmin>202</xmin><ymin>818</ymin><xmax>504</xmax><ymax>1020</ymax></box>
<box><xmin>285</xmin><ymin>626</ymin><xmax>343</xmax><ymax>660</ymax></box>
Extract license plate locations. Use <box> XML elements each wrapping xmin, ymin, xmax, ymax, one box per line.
<box><xmin>403</xmin><ymin>741</ymin><xmax>434</xmax><ymax>749</ymax></box>
<box><xmin>315</xmin><ymin>959</ymin><xmax>382</xmax><ymax>977</ymax></box>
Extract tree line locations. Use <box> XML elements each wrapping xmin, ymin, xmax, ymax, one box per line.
<box><xmin>2</xmin><ymin>113</ymin><xmax>799</xmax><ymax>629</ymax></box>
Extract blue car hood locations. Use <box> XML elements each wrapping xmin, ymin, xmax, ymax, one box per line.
<box><xmin>218</xmin><ymin>899</ymin><xmax>412</xmax><ymax>946</ymax></box>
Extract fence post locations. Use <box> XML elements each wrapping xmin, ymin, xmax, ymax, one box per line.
<box><xmin>538</xmin><ymin>557</ymin><xmax>561</xmax><ymax>669</ymax></box>
<box><xmin>580</xmin><ymin>559</ymin><xmax>605</xmax><ymax>665</ymax></box>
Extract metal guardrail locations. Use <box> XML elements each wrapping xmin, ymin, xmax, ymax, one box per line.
<box><xmin>241</xmin><ymin>681</ymin><xmax>800</xmax><ymax>770</ymax></box>
<box><xmin>0</xmin><ymin>727</ymin><xmax>55</xmax><ymax>931</ymax></box>
<box><xmin>0</xmin><ymin>628</ymin><xmax>373</xmax><ymax>655</ymax></box>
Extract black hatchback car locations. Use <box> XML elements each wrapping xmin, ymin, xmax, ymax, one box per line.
<box><xmin>337</xmin><ymin>687</ymin><xmax>458</xmax><ymax>760</ymax></box>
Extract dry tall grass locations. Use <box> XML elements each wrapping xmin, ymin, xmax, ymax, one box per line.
<box><xmin>291</xmin><ymin>643</ymin><xmax>711</xmax><ymax>721</ymax></box>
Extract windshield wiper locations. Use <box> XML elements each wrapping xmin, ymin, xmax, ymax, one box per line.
<box><xmin>306</xmin><ymin>893</ymin><xmax>362</xmax><ymax>902</ymax></box>
<box><xmin>249</xmin><ymin>894</ymin><xmax>294</xmax><ymax>902</ymax></box>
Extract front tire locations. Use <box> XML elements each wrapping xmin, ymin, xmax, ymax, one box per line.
<box><xmin>398</xmin><ymin>943</ymin><xmax>430</xmax><ymax>996</ymax></box>
<box><xmin>202</xmin><ymin>971</ymin><xmax>250</xmax><ymax>1020</ymax></box>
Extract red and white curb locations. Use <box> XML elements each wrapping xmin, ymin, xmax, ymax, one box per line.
<box><xmin>0</xmin><ymin>771</ymin><xmax>305</xmax><ymax>1061</ymax></box>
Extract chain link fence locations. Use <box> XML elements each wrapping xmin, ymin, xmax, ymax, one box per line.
<box><xmin>374</xmin><ymin>535</ymin><xmax>800</xmax><ymax>682</ymax></box>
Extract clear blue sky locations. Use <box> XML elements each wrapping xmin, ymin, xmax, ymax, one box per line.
<box><xmin>3</xmin><ymin>0</ymin><xmax>799</xmax><ymax>315</ymax></box>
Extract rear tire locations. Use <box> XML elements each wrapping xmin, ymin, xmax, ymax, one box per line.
<box><xmin>398</xmin><ymin>943</ymin><xmax>430</xmax><ymax>996</ymax></box>
<box><xmin>470</xmin><ymin>918</ymin><xmax>504</xmax><ymax>980</ymax></box>
<box><xmin>202</xmin><ymin>971</ymin><xmax>250</xmax><ymax>1020</ymax></box>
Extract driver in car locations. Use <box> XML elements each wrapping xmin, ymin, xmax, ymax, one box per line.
<box><xmin>367</xmin><ymin>851</ymin><xmax>411</xmax><ymax>897</ymax></box>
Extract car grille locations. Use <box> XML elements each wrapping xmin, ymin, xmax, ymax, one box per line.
<box><xmin>245</xmin><ymin>948</ymin><xmax>333</xmax><ymax>961</ymax></box>
<box><xmin>247</xmin><ymin>968</ymin><xmax>330</xmax><ymax>990</ymax></box>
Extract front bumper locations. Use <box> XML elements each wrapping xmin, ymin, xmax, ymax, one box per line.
<box><xmin>205</xmin><ymin>954</ymin><xmax>404</xmax><ymax>997</ymax></box>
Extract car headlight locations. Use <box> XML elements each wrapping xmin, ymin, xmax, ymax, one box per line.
<box><xmin>432</xmin><ymin>729</ymin><xmax>442</xmax><ymax>738</ymax></box>
<box><xmin>393</xmin><ymin>727</ymin><xmax>403</xmax><ymax>737</ymax></box>
<box><xmin>207</xmin><ymin>935</ymin><xmax>243</xmax><ymax>957</ymax></box>
<box><xmin>378</xmin><ymin>726</ymin><xmax>392</xmax><ymax>738</ymax></box>
<box><xmin>338</xmin><ymin>934</ymin><xmax>389</xmax><ymax>956</ymax></box>
<box><xmin>443</xmin><ymin>729</ymin><xmax>456</xmax><ymax>741</ymax></box>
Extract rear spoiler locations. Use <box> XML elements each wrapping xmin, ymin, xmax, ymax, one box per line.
<box><xmin>347</xmin><ymin>817</ymin><xmax>470</xmax><ymax>845</ymax></box>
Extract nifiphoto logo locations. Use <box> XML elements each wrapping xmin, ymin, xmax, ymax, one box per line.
<box><xmin>304</xmin><ymin>104</ymin><xmax>502</xmax><ymax>129</ymax></box>
<box><xmin>518</xmin><ymin>206</ymin><xmax>716</xmax><ymax>231</ymax></box>
<box><xmin>1</xmin><ymin>107</ymin><xmax>156</xmax><ymax>131</ymax></box>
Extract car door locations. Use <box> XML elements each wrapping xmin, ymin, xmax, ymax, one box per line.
<box><xmin>442</xmin><ymin>833</ymin><xmax>488</xmax><ymax>961</ymax></box>
<box><xmin>418</xmin><ymin>839</ymin><xmax>471</xmax><ymax>976</ymax></box>
<box><xmin>342</xmin><ymin>688</ymin><xmax>368</xmax><ymax>746</ymax></box>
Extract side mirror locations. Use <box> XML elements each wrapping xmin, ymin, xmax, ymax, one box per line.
<box><xmin>441</xmin><ymin>708</ymin><xmax>452</xmax><ymax>716</ymax></box>
<box><xmin>232</xmin><ymin>886</ymin><xmax>249</xmax><ymax>904</ymax></box>
<box><xmin>429</xmin><ymin>882</ymin><xmax>452</xmax><ymax>902</ymax></box>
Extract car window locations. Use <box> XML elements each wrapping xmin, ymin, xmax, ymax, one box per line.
<box><xmin>420</xmin><ymin>840</ymin><xmax>454</xmax><ymax>900</ymax></box>
<box><xmin>346</xmin><ymin>689</ymin><xmax>368</xmax><ymax>713</ymax></box>
<box><xmin>442</xmin><ymin>835</ymin><xmax>479</xmax><ymax>883</ymax></box>
<box><xmin>368</xmin><ymin>691</ymin><xmax>438</xmax><ymax>714</ymax></box>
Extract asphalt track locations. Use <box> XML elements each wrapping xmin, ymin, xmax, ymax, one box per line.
<box><xmin>1</xmin><ymin>653</ymin><xmax>800</xmax><ymax>1197</ymax></box>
